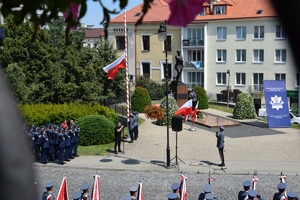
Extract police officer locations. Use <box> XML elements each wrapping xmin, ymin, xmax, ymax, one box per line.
<box><xmin>34</xmin><ymin>126</ymin><xmax>43</xmax><ymax>162</ymax></box>
<box><xmin>198</xmin><ymin>184</ymin><xmax>218</xmax><ymax>200</ymax></box>
<box><xmin>42</xmin><ymin>182</ymin><xmax>56</xmax><ymax>200</ymax></box>
<box><xmin>133</xmin><ymin>111</ymin><xmax>139</xmax><ymax>140</ymax></box>
<box><xmin>41</xmin><ymin>130</ymin><xmax>50</xmax><ymax>164</ymax></box>
<box><xmin>57</xmin><ymin>128</ymin><xmax>65</xmax><ymax>165</ymax></box>
<box><xmin>273</xmin><ymin>182</ymin><xmax>287</xmax><ymax>200</ymax></box>
<box><xmin>287</xmin><ymin>191</ymin><xmax>298</xmax><ymax>200</ymax></box>
<box><xmin>47</xmin><ymin>124</ymin><xmax>55</xmax><ymax>161</ymax></box>
<box><xmin>27</xmin><ymin>126</ymin><xmax>36</xmax><ymax>160</ymax></box>
<box><xmin>238</xmin><ymin>180</ymin><xmax>251</xmax><ymax>200</ymax></box>
<box><xmin>129</xmin><ymin>185</ymin><xmax>138</xmax><ymax>199</ymax></box>
<box><xmin>129</xmin><ymin>114</ymin><xmax>135</xmax><ymax>143</ymax></box>
<box><xmin>81</xmin><ymin>182</ymin><xmax>90</xmax><ymax>200</ymax></box>
<box><xmin>53</xmin><ymin>126</ymin><xmax>59</xmax><ymax>160</ymax></box>
<box><xmin>72</xmin><ymin>191</ymin><xmax>82</xmax><ymax>200</ymax></box>
<box><xmin>171</xmin><ymin>182</ymin><xmax>180</xmax><ymax>199</ymax></box>
<box><xmin>69</xmin><ymin>125</ymin><xmax>75</xmax><ymax>159</ymax></box>
<box><xmin>216</xmin><ymin>126</ymin><xmax>225</xmax><ymax>167</ymax></box>
<box><xmin>167</xmin><ymin>192</ymin><xmax>178</xmax><ymax>200</ymax></box>
<box><xmin>73</xmin><ymin>125</ymin><xmax>80</xmax><ymax>157</ymax></box>
<box><xmin>123</xmin><ymin>195</ymin><xmax>133</xmax><ymax>200</ymax></box>
<box><xmin>64</xmin><ymin>127</ymin><xmax>71</xmax><ymax>161</ymax></box>
<box><xmin>205</xmin><ymin>193</ymin><xmax>215</xmax><ymax>200</ymax></box>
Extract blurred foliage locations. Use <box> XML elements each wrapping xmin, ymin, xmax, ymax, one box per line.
<box><xmin>131</xmin><ymin>87</ymin><xmax>151</xmax><ymax>113</ymax></box>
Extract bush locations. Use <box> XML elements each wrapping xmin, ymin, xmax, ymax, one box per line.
<box><xmin>233</xmin><ymin>93</ymin><xmax>256</xmax><ymax>119</ymax></box>
<box><xmin>135</xmin><ymin>75</ymin><xmax>165</xmax><ymax>100</ymax></box>
<box><xmin>157</xmin><ymin>96</ymin><xmax>178</xmax><ymax>126</ymax></box>
<box><xmin>144</xmin><ymin>104</ymin><xmax>165</xmax><ymax>121</ymax></box>
<box><xmin>19</xmin><ymin>103</ymin><xmax>118</xmax><ymax>126</ymax></box>
<box><xmin>131</xmin><ymin>87</ymin><xmax>151</xmax><ymax>113</ymax></box>
<box><xmin>76</xmin><ymin>115</ymin><xmax>115</xmax><ymax>145</ymax></box>
<box><xmin>220</xmin><ymin>89</ymin><xmax>242</xmax><ymax>103</ymax></box>
<box><xmin>194</xmin><ymin>86</ymin><xmax>209</xmax><ymax>109</ymax></box>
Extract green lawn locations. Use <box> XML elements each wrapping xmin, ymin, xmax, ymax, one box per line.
<box><xmin>208</xmin><ymin>104</ymin><xmax>234</xmax><ymax>113</ymax></box>
<box><xmin>77</xmin><ymin>118</ymin><xmax>145</xmax><ymax>156</ymax></box>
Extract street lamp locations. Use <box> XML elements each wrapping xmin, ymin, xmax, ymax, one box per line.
<box><xmin>227</xmin><ymin>70</ymin><xmax>230</xmax><ymax>108</ymax></box>
<box><xmin>158</xmin><ymin>20</ymin><xmax>171</xmax><ymax>168</ymax></box>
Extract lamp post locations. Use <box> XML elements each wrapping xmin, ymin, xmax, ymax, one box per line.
<box><xmin>158</xmin><ymin>20</ymin><xmax>170</xmax><ymax>168</ymax></box>
<box><xmin>227</xmin><ymin>70</ymin><xmax>230</xmax><ymax>108</ymax></box>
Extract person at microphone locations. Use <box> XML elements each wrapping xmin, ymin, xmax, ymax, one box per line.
<box><xmin>114</xmin><ymin>122</ymin><xmax>124</xmax><ymax>154</ymax></box>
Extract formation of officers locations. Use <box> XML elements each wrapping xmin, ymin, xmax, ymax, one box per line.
<box><xmin>128</xmin><ymin>111</ymin><xmax>139</xmax><ymax>143</ymax></box>
<box><xmin>26</xmin><ymin>119</ymin><xmax>80</xmax><ymax>165</ymax></box>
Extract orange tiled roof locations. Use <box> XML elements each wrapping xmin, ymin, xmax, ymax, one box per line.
<box><xmin>85</xmin><ymin>28</ymin><xmax>104</xmax><ymax>38</ymax></box>
<box><xmin>110</xmin><ymin>0</ymin><xmax>277</xmax><ymax>24</ymax></box>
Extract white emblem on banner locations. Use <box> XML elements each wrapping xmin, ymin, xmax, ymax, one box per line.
<box><xmin>269</xmin><ymin>95</ymin><xmax>284</xmax><ymax>110</ymax></box>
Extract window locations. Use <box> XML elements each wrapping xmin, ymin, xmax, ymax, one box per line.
<box><xmin>197</xmin><ymin>9</ymin><xmax>206</xmax><ymax>16</ymax></box>
<box><xmin>275</xmin><ymin>74</ymin><xmax>286</xmax><ymax>82</ymax></box>
<box><xmin>217</xmin><ymin>50</ymin><xmax>227</xmax><ymax>62</ymax></box>
<box><xmin>276</xmin><ymin>25</ymin><xmax>286</xmax><ymax>38</ymax></box>
<box><xmin>187</xmin><ymin>28</ymin><xmax>204</xmax><ymax>45</ymax></box>
<box><xmin>215</xmin><ymin>6</ymin><xmax>225</xmax><ymax>14</ymax></box>
<box><xmin>253</xmin><ymin>50</ymin><xmax>264</xmax><ymax>62</ymax></box>
<box><xmin>253</xmin><ymin>73</ymin><xmax>264</xmax><ymax>90</ymax></box>
<box><xmin>296</xmin><ymin>74</ymin><xmax>299</xmax><ymax>87</ymax></box>
<box><xmin>217</xmin><ymin>73</ymin><xmax>227</xmax><ymax>85</ymax></box>
<box><xmin>187</xmin><ymin>50</ymin><xmax>204</xmax><ymax>62</ymax></box>
<box><xmin>164</xmin><ymin>35</ymin><xmax>172</xmax><ymax>52</ymax></box>
<box><xmin>236</xmin><ymin>50</ymin><xmax>246</xmax><ymax>62</ymax></box>
<box><xmin>116</xmin><ymin>36</ymin><xmax>125</xmax><ymax>50</ymax></box>
<box><xmin>162</xmin><ymin>63</ymin><xmax>172</xmax><ymax>80</ymax></box>
<box><xmin>187</xmin><ymin>72</ymin><xmax>204</xmax><ymax>88</ymax></box>
<box><xmin>275</xmin><ymin>49</ymin><xmax>286</xmax><ymax>62</ymax></box>
<box><xmin>142</xmin><ymin>35</ymin><xmax>150</xmax><ymax>51</ymax></box>
<box><xmin>217</xmin><ymin>27</ymin><xmax>227</xmax><ymax>40</ymax></box>
<box><xmin>254</xmin><ymin>26</ymin><xmax>264</xmax><ymax>39</ymax></box>
<box><xmin>236</xmin><ymin>26</ymin><xmax>246</xmax><ymax>39</ymax></box>
<box><xmin>236</xmin><ymin>73</ymin><xmax>246</xmax><ymax>85</ymax></box>
<box><xmin>141</xmin><ymin>62</ymin><xmax>150</xmax><ymax>77</ymax></box>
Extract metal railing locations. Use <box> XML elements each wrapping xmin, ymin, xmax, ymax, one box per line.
<box><xmin>182</xmin><ymin>39</ymin><xmax>204</xmax><ymax>46</ymax></box>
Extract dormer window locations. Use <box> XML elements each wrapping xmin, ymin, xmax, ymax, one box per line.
<box><xmin>197</xmin><ymin>9</ymin><xmax>206</xmax><ymax>16</ymax></box>
<box><xmin>214</xmin><ymin>6</ymin><xmax>226</xmax><ymax>15</ymax></box>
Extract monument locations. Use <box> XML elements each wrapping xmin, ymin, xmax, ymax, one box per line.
<box><xmin>171</xmin><ymin>49</ymin><xmax>188</xmax><ymax>108</ymax></box>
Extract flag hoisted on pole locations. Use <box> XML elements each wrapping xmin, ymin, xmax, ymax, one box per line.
<box><xmin>91</xmin><ymin>175</ymin><xmax>101</xmax><ymax>200</ymax></box>
<box><xmin>103</xmin><ymin>53</ymin><xmax>126</xmax><ymax>80</ymax></box>
<box><xmin>179</xmin><ymin>174</ymin><xmax>188</xmax><ymax>200</ymax></box>
<box><xmin>57</xmin><ymin>175</ymin><xmax>69</xmax><ymax>200</ymax></box>
<box><xmin>174</xmin><ymin>99</ymin><xmax>193</xmax><ymax>121</ymax></box>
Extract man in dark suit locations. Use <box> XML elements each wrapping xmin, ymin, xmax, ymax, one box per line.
<box><xmin>216</xmin><ymin>126</ymin><xmax>225</xmax><ymax>167</ymax></box>
<box><xmin>114</xmin><ymin>122</ymin><xmax>123</xmax><ymax>154</ymax></box>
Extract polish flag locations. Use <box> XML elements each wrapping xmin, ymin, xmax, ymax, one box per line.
<box><xmin>174</xmin><ymin>99</ymin><xmax>193</xmax><ymax>121</ymax></box>
<box><xmin>103</xmin><ymin>54</ymin><xmax>126</xmax><ymax>80</ymax></box>
<box><xmin>192</xmin><ymin>101</ymin><xmax>198</xmax><ymax>123</ymax></box>
<box><xmin>179</xmin><ymin>174</ymin><xmax>188</xmax><ymax>200</ymax></box>
<box><xmin>57</xmin><ymin>176</ymin><xmax>69</xmax><ymax>200</ymax></box>
<box><xmin>91</xmin><ymin>175</ymin><xmax>101</xmax><ymax>200</ymax></box>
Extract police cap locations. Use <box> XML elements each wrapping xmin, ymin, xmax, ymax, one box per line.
<box><xmin>48</xmin><ymin>123</ymin><xmax>52</xmax><ymax>127</ymax></box>
<box><xmin>248</xmin><ymin>189</ymin><xmax>257</xmax><ymax>198</ymax></box>
<box><xmin>72</xmin><ymin>191</ymin><xmax>82</xmax><ymax>200</ymax></box>
<box><xmin>220</xmin><ymin>126</ymin><xmax>225</xmax><ymax>130</ymax></box>
<box><xmin>45</xmin><ymin>181</ymin><xmax>54</xmax><ymax>189</ymax></box>
<box><xmin>277</xmin><ymin>182</ymin><xmax>286</xmax><ymax>190</ymax></box>
<box><xmin>167</xmin><ymin>192</ymin><xmax>177</xmax><ymax>200</ymax></box>
<box><xmin>40</xmin><ymin>125</ymin><xmax>45</xmax><ymax>128</ymax></box>
<box><xmin>203</xmin><ymin>184</ymin><xmax>212</xmax><ymax>193</ymax></box>
<box><xmin>122</xmin><ymin>195</ymin><xmax>132</xmax><ymax>200</ymax></box>
<box><xmin>129</xmin><ymin>185</ymin><xmax>138</xmax><ymax>192</ymax></box>
<box><xmin>204</xmin><ymin>193</ymin><xmax>214</xmax><ymax>200</ymax></box>
<box><xmin>80</xmin><ymin>182</ymin><xmax>89</xmax><ymax>191</ymax></box>
<box><xmin>171</xmin><ymin>182</ymin><xmax>180</xmax><ymax>191</ymax></box>
<box><xmin>242</xmin><ymin>180</ymin><xmax>251</xmax><ymax>187</ymax></box>
<box><xmin>287</xmin><ymin>191</ymin><xmax>297</xmax><ymax>200</ymax></box>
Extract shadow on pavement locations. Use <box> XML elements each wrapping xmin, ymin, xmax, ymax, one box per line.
<box><xmin>121</xmin><ymin>158</ymin><xmax>140</xmax><ymax>165</ymax></box>
<box><xmin>200</xmin><ymin>160</ymin><xmax>219</xmax><ymax>166</ymax></box>
<box><xmin>100</xmin><ymin>158</ymin><xmax>113</xmax><ymax>162</ymax></box>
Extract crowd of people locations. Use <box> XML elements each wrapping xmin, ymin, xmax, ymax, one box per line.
<box><xmin>26</xmin><ymin>119</ymin><xmax>80</xmax><ymax>165</ymax></box>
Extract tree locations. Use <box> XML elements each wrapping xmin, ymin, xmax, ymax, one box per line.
<box><xmin>233</xmin><ymin>93</ymin><xmax>257</xmax><ymax>119</ymax></box>
<box><xmin>194</xmin><ymin>86</ymin><xmax>208</xmax><ymax>109</ymax></box>
<box><xmin>157</xmin><ymin>96</ymin><xmax>178</xmax><ymax>126</ymax></box>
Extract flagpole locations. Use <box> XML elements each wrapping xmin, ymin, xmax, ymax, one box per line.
<box><xmin>124</xmin><ymin>9</ymin><xmax>130</xmax><ymax>138</ymax></box>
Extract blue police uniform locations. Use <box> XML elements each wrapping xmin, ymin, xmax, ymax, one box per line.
<box><xmin>129</xmin><ymin>114</ymin><xmax>135</xmax><ymax>143</ymax></box>
<box><xmin>41</xmin><ymin>131</ymin><xmax>50</xmax><ymax>164</ymax></box>
<box><xmin>81</xmin><ymin>182</ymin><xmax>90</xmax><ymax>200</ymax></box>
<box><xmin>57</xmin><ymin>129</ymin><xmax>65</xmax><ymax>165</ymax></box>
<box><xmin>69</xmin><ymin>127</ymin><xmax>75</xmax><ymax>159</ymax></box>
<box><xmin>216</xmin><ymin>126</ymin><xmax>225</xmax><ymax>166</ymax></box>
<box><xmin>273</xmin><ymin>182</ymin><xmax>286</xmax><ymax>200</ymax></box>
<box><xmin>73</xmin><ymin>126</ymin><xmax>80</xmax><ymax>157</ymax></box>
<box><xmin>42</xmin><ymin>182</ymin><xmax>56</xmax><ymax>200</ymax></box>
<box><xmin>133</xmin><ymin>112</ymin><xmax>139</xmax><ymax>139</ymax></box>
<box><xmin>47</xmin><ymin>124</ymin><xmax>55</xmax><ymax>161</ymax></box>
<box><xmin>27</xmin><ymin>128</ymin><xmax>35</xmax><ymax>159</ymax></box>
<box><xmin>64</xmin><ymin>128</ymin><xmax>71</xmax><ymax>161</ymax></box>
<box><xmin>34</xmin><ymin>127</ymin><xmax>43</xmax><ymax>161</ymax></box>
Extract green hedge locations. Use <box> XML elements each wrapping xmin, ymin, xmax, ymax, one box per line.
<box><xmin>19</xmin><ymin>103</ymin><xmax>118</xmax><ymax>126</ymax></box>
<box><xmin>76</xmin><ymin>115</ymin><xmax>115</xmax><ymax>145</ymax></box>
<box><xmin>131</xmin><ymin>87</ymin><xmax>151</xmax><ymax>113</ymax></box>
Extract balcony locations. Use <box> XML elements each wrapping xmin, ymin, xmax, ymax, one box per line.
<box><xmin>182</xmin><ymin>39</ymin><xmax>204</xmax><ymax>47</ymax></box>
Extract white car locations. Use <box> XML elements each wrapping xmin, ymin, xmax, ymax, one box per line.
<box><xmin>290</xmin><ymin>111</ymin><xmax>300</xmax><ymax>124</ymax></box>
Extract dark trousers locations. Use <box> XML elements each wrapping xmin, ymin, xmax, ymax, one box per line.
<box><xmin>114</xmin><ymin>138</ymin><xmax>121</xmax><ymax>152</ymax></box>
<box><xmin>73</xmin><ymin>142</ymin><xmax>79</xmax><ymax>156</ymax></box>
<box><xmin>69</xmin><ymin>143</ymin><xmax>74</xmax><ymax>158</ymax></box>
<box><xmin>129</xmin><ymin>129</ymin><xmax>134</xmax><ymax>141</ymax></box>
<box><xmin>218</xmin><ymin>147</ymin><xmax>225</xmax><ymax>164</ymax></box>
<box><xmin>134</xmin><ymin>126</ymin><xmax>138</xmax><ymax>139</ymax></box>
<box><xmin>49</xmin><ymin>144</ymin><xmax>54</xmax><ymax>160</ymax></box>
<box><xmin>58</xmin><ymin>148</ymin><xmax>64</xmax><ymax>163</ymax></box>
<box><xmin>41</xmin><ymin>148</ymin><xmax>49</xmax><ymax>163</ymax></box>
<box><xmin>65</xmin><ymin>146</ymin><xmax>71</xmax><ymax>160</ymax></box>
<box><xmin>35</xmin><ymin>145</ymin><xmax>41</xmax><ymax>161</ymax></box>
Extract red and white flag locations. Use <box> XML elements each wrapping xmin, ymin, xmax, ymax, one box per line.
<box><xmin>174</xmin><ymin>99</ymin><xmax>193</xmax><ymax>121</ymax></box>
<box><xmin>192</xmin><ymin>101</ymin><xmax>199</xmax><ymax>123</ymax></box>
<box><xmin>179</xmin><ymin>174</ymin><xmax>188</xmax><ymax>200</ymax></box>
<box><xmin>103</xmin><ymin>54</ymin><xmax>126</xmax><ymax>80</ymax></box>
<box><xmin>137</xmin><ymin>181</ymin><xmax>144</xmax><ymax>200</ymax></box>
<box><xmin>91</xmin><ymin>175</ymin><xmax>101</xmax><ymax>200</ymax></box>
<box><xmin>57</xmin><ymin>176</ymin><xmax>69</xmax><ymax>200</ymax></box>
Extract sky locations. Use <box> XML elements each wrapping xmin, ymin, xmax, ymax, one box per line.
<box><xmin>81</xmin><ymin>0</ymin><xmax>144</xmax><ymax>27</ymax></box>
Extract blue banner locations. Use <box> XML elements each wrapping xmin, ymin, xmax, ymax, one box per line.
<box><xmin>263</xmin><ymin>80</ymin><xmax>290</xmax><ymax>128</ymax></box>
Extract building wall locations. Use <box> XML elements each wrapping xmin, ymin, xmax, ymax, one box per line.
<box><xmin>205</xmin><ymin>18</ymin><xmax>297</xmax><ymax>101</ymax></box>
<box><xmin>135</xmin><ymin>23</ymin><xmax>181</xmax><ymax>84</ymax></box>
